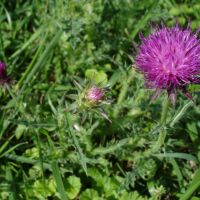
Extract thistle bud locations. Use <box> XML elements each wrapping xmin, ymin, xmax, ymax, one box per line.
<box><xmin>87</xmin><ymin>86</ymin><xmax>104</xmax><ymax>103</ymax></box>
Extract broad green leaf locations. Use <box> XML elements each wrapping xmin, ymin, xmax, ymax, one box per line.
<box><xmin>33</xmin><ymin>179</ymin><xmax>56</xmax><ymax>199</ymax></box>
<box><xmin>80</xmin><ymin>189</ymin><xmax>103</xmax><ymax>200</ymax></box>
<box><xmin>65</xmin><ymin>176</ymin><xmax>81</xmax><ymax>199</ymax></box>
<box><xmin>85</xmin><ymin>69</ymin><xmax>108</xmax><ymax>86</ymax></box>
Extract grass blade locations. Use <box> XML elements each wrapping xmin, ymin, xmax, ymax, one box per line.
<box><xmin>47</xmin><ymin>136</ymin><xmax>68</xmax><ymax>200</ymax></box>
<box><xmin>6</xmin><ymin>166</ymin><xmax>17</xmax><ymax>200</ymax></box>
<box><xmin>5</xmin><ymin>154</ymin><xmax>71</xmax><ymax>173</ymax></box>
<box><xmin>154</xmin><ymin>152</ymin><xmax>198</xmax><ymax>163</ymax></box>
<box><xmin>170</xmin><ymin>158</ymin><xmax>183</xmax><ymax>188</ymax></box>
<box><xmin>51</xmin><ymin>161</ymin><xmax>68</xmax><ymax>200</ymax></box>
<box><xmin>10</xmin><ymin>27</ymin><xmax>44</xmax><ymax>58</ymax></box>
<box><xmin>180</xmin><ymin>168</ymin><xmax>200</xmax><ymax>200</ymax></box>
<box><xmin>20</xmin><ymin>28</ymin><xmax>63</xmax><ymax>91</ymax></box>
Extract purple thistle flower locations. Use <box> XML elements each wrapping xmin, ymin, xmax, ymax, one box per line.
<box><xmin>135</xmin><ymin>23</ymin><xmax>200</xmax><ymax>104</ymax></box>
<box><xmin>87</xmin><ymin>86</ymin><xmax>104</xmax><ymax>103</ymax></box>
<box><xmin>0</xmin><ymin>61</ymin><xmax>9</xmax><ymax>85</ymax></box>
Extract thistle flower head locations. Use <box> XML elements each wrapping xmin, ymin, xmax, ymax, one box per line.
<box><xmin>135</xmin><ymin>22</ymin><xmax>200</xmax><ymax>104</ymax></box>
<box><xmin>87</xmin><ymin>86</ymin><xmax>104</xmax><ymax>103</ymax></box>
<box><xmin>0</xmin><ymin>61</ymin><xmax>9</xmax><ymax>85</ymax></box>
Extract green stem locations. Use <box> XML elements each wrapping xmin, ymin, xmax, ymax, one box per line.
<box><xmin>153</xmin><ymin>98</ymin><xmax>169</xmax><ymax>152</ymax></box>
<box><xmin>160</xmin><ymin>98</ymin><xmax>170</xmax><ymax>125</ymax></box>
<box><xmin>159</xmin><ymin>98</ymin><xmax>169</xmax><ymax>146</ymax></box>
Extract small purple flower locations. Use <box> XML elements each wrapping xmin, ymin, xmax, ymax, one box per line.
<box><xmin>87</xmin><ymin>86</ymin><xmax>104</xmax><ymax>103</ymax></box>
<box><xmin>135</xmin><ymin>23</ymin><xmax>200</xmax><ymax>104</ymax></box>
<box><xmin>0</xmin><ymin>61</ymin><xmax>9</xmax><ymax>85</ymax></box>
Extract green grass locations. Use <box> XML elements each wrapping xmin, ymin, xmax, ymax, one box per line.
<box><xmin>0</xmin><ymin>0</ymin><xmax>200</xmax><ymax>199</ymax></box>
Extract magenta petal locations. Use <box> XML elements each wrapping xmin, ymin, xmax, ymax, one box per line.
<box><xmin>87</xmin><ymin>86</ymin><xmax>104</xmax><ymax>102</ymax></box>
<box><xmin>135</xmin><ymin>22</ymin><xmax>200</xmax><ymax>103</ymax></box>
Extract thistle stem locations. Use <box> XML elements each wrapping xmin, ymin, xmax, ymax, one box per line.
<box><xmin>153</xmin><ymin>98</ymin><xmax>169</xmax><ymax>152</ymax></box>
<box><xmin>160</xmin><ymin>97</ymin><xmax>170</xmax><ymax>125</ymax></box>
<box><xmin>158</xmin><ymin>98</ymin><xmax>169</xmax><ymax>148</ymax></box>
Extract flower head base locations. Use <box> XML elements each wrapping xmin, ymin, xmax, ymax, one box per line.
<box><xmin>0</xmin><ymin>61</ymin><xmax>9</xmax><ymax>85</ymax></box>
<box><xmin>135</xmin><ymin>23</ymin><xmax>200</xmax><ymax>104</ymax></box>
<box><xmin>87</xmin><ymin>86</ymin><xmax>104</xmax><ymax>103</ymax></box>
